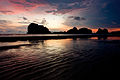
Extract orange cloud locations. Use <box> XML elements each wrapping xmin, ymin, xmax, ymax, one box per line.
<box><xmin>0</xmin><ymin>0</ymin><xmax>47</xmax><ymax>15</ymax></box>
<box><xmin>109</xmin><ymin>28</ymin><xmax>120</xmax><ymax>32</ymax></box>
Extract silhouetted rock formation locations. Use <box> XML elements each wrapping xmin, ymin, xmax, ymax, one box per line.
<box><xmin>96</xmin><ymin>28</ymin><xmax>102</xmax><ymax>34</ymax></box>
<box><xmin>67</xmin><ymin>27</ymin><xmax>92</xmax><ymax>34</ymax></box>
<box><xmin>96</xmin><ymin>28</ymin><xmax>108</xmax><ymax>34</ymax></box>
<box><xmin>67</xmin><ymin>27</ymin><xmax>78</xmax><ymax>34</ymax></box>
<box><xmin>78</xmin><ymin>28</ymin><xmax>92</xmax><ymax>34</ymax></box>
<box><xmin>27</xmin><ymin>23</ymin><xmax>110</xmax><ymax>34</ymax></box>
<box><xmin>103</xmin><ymin>29</ymin><xmax>108</xmax><ymax>34</ymax></box>
<box><xmin>27</xmin><ymin>23</ymin><xmax>51</xmax><ymax>34</ymax></box>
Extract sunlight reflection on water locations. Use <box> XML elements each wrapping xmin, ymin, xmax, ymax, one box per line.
<box><xmin>0</xmin><ymin>37</ymin><xmax>120</xmax><ymax>80</ymax></box>
<box><xmin>0</xmin><ymin>41</ymin><xmax>29</xmax><ymax>47</ymax></box>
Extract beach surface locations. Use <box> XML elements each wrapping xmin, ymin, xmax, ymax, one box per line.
<box><xmin>0</xmin><ymin>35</ymin><xmax>120</xmax><ymax>80</ymax></box>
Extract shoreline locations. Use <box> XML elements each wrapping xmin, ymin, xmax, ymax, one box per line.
<box><xmin>0</xmin><ymin>34</ymin><xmax>120</xmax><ymax>42</ymax></box>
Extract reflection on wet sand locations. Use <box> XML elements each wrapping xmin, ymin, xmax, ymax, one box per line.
<box><xmin>89</xmin><ymin>36</ymin><xmax>108</xmax><ymax>40</ymax></box>
<box><xmin>90</xmin><ymin>36</ymin><xmax>120</xmax><ymax>40</ymax></box>
<box><xmin>1</xmin><ymin>36</ymin><xmax>120</xmax><ymax>51</ymax></box>
<box><xmin>0</xmin><ymin>37</ymin><xmax>120</xmax><ymax>80</ymax></box>
<box><xmin>97</xmin><ymin>36</ymin><xmax>108</xmax><ymax>40</ymax></box>
<box><xmin>0</xmin><ymin>41</ymin><xmax>30</xmax><ymax>51</ymax></box>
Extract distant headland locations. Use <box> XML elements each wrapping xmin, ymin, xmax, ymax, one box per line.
<box><xmin>27</xmin><ymin>23</ymin><xmax>110</xmax><ymax>34</ymax></box>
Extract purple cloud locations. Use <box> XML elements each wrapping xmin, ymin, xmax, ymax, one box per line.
<box><xmin>26</xmin><ymin>0</ymin><xmax>94</xmax><ymax>14</ymax></box>
<box><xmin>68</xmin><ymin>16</ymin><xmax>86</xmax><ymax>21</ymax></box>
<box><xmin>0</xmin><ymin>11</ymin><xmax>14</xmax><ymax>14</ymax></box>
<box><xmin>0</xmin><ymin>20</ymin><xmax>12</xmax><ymax>25</ymax></box>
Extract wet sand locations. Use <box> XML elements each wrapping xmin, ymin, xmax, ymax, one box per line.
<box><xmin>0</xmin><ymin>37</ymin><xmax>120</xmax><ymax>80</ymax></box>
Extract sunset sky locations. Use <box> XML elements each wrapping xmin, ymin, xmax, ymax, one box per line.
<box><xmin>0</xmin><ymin>0</ymin><xmax>120</xmax><ymax>33</ymax></box>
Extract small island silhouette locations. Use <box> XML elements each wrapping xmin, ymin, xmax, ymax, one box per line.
<box><xmin>96</xmin><ymin>28</ymin><xmax>108</xmax><ymax>34</ymax></box>
<box><xmin>0</xmin><ymin>23</ymin><xmax>120</xmax><ymax>42</ymax></box>
<box><xmin>27</xmin><ymin>23</ymin><xmax>109</xmax><ymax>34</ymax></box>
<box><xmin>27</xmin><ymin>23</ymin><xmax>51</xmax><ymax>34</ymax></box>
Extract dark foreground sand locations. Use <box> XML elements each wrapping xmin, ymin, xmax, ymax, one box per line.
<box><xmin>0</xmin><ymin>37</ymin><xmax>120</xmax><ymax>80</ymax></box>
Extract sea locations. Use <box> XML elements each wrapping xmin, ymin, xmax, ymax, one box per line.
<box><xmin>0</xmin><ymin>34</ymin><xmax>120</xmax><ymax>80</ymax></box>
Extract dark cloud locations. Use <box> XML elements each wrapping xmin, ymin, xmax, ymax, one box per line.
<box><xmin>26</xmin><ymin>0</ymin><xmax>94</xmax><ymax>14</ymax></box>
<box><xmin>62</xmin><ymin>16</ymin><xmax>87</xmax><ymax>27</ymax></box>
<box><xmin>68</xmin><ymin>16</ymin><xmax>86</xmax><ymax>21</ymax></box>
<box><xmin>26</xmin><ymin>0</ymin><xmax>47</xmax><ymax>4</ymax></box>
<box><xmin>40</xmin><ymin>18</ymin><xmax>48</xmax><ymax>25</ymax></box>
<box><xmin>7</xmin><ymin>0</ymin><xmax>94</xmax><ymax>14</ymax></box>
<box><xmin>0</xmin><ymin>11</ymin><xmax>13</xmax><ymax>14</ymax></box>
<box><xmin>81</xmin><ymin>17</ymin><xmax>86</xmax><ymax>20</ymax></box>
<box><xmin>18</xmin><ymin>17</ymin><xmax>29</xmax><ymax>24</ymax></box>
<box><xmin>63</xmin><ymin>20</ymin><xmax>82</xmax><ymax>27</ymax></box>
<box><xmin>9</xmin><ymin>0</ymin><xmax>35</xmax><ymax>7</ymax></box>
<box><xmin>74</xmin><ymin>17</ymin><xmax>80</xmax><ymax>21</ymax></box>
<box><xmin>46</xmin><ymin>10</ymin><xmax>56</xmax><ymax>13</ymax></box>
<box><xmin>0</xmin><ymin>20</ymin><xmax>12</xmax><ymax>25</ymax></box>
<box><xmin>23</xmin><ymin>17</ymin><xmax>28</xmax><ymax>20</ymax></box>
<box><xmin>18</xmin><ymin>21</ymin><xmax>30</xmax><ymax>24</ymax></box>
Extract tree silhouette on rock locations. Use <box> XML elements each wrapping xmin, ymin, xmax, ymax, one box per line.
<box><xmin>67</xmin><ymin>27</ymin><xmax>78</xmax><ymax>34</ymax></box>
<box><xmin>67</xmin><ymin>27</ymin><xmax>92</xmax><ymax>34</ymax></box>
<box><xmin>27</xmin><ymin>23</ymin><xmax>51</xmax><ymax>34</ymax></box>
<box><xmin>78</xmin><ymin>28</ymin><xmax>92</xmax><ymax>34</ymax></box>
<box><xmin>96</xmin><ymin>28</ymin><xmax>108</xmax><ymax>34</ymax></box>
<box><xmin>103</xmin><ymin>29</ymin><xmax>108</xmax><ymax>34</ymax></box>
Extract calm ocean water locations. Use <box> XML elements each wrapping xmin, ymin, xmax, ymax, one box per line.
<box><xmin>0</xmin><ymin>35</ymin><xmax>120</xmax><ymax>80</ymax></box>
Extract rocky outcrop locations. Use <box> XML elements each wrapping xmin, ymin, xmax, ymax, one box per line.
<box><xmin>67</xmin><ymin>27</ymin><xmax>92</xmax><ymax>34</ymax></box>
<box><xmin>78</xmin><ymin>28</ymin><xmax>92</xmax><ymax>34</ymax></box>
<box><xmin>67</xmin><ymin>27</ymin><xmax>78</xmax><ymax>34</ymax></box>
<box><xmin>96</xmin><ymin>28</ymin><xmax>108</xmax><ymax>34</ymax></box>
<box><xmin>27</xmin><ymin>23</ymin><xmax>51</xmax><ymax>34</ymax></box>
